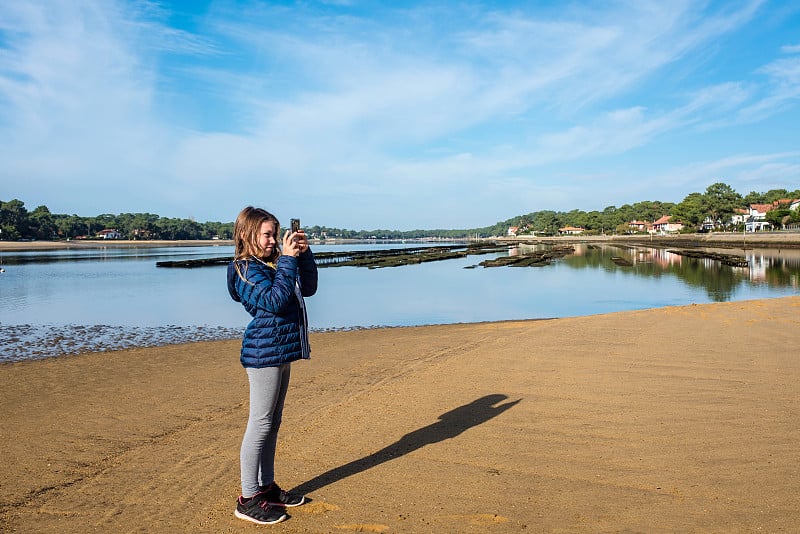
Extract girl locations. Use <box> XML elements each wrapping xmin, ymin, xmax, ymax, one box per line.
<box><xmin>226</xmin><ymin>206</ymin><xmax>318</xmax><ymax>525</ymax></box>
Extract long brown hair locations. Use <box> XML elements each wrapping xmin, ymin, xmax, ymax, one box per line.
<box><xmin>233</xmin><ymin>207</ymin><xmax>281</xmax><ymax>280</ymax></box>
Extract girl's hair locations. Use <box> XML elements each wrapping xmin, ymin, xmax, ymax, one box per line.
<box><xmin>233</xmin><ymin>206</ymin><xmax>281</xmax><ymax>263</ymax></box>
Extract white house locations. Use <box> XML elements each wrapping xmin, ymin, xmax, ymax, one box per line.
<box><xmin>744</xmin><ymin>204</ymin><xmax>772</xmax><ymax>232</ymax></box>
<box><xmin>650</xmin><ymin>216</ymin><xmax>683</xmax><ymax>234</ymax></box>
<box><xmin>97</xmin><ymin>229</ymin><xmax>123</xmax><ymax>239</ymax></box>
<box><xmin>731</xmin><ymin>208</ymin><xmax>749</xmax><ymax>226</ymax></box>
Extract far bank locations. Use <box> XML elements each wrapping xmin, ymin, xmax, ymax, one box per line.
<box><xmin>0</xmin><ymin>239</ymin><xmax>235</xmax><ymax>252</ymax></box>
<box><xmin>497</xmin><ymin>230</ymin><xmax>800</xmax><ymax>249</ymax></box>
<box><xmin>3</xmin><ymin>231</ymin><xmax>800</xmax><ymax>253</ymax></box>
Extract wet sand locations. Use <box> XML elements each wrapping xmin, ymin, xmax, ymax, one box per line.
<box><xmin>2</xmin><ymin>297</ymin><xmax>799</xmax><ymax>532</ymax></box>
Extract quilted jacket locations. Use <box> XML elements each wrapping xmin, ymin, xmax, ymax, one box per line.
<box><xmin>227</xmin><ymin>250</ymin><xmax>318</xmax><ymax>368</ymax></box>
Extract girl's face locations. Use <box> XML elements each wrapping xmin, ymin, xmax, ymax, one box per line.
<box><xmin>257</xmin><ymin>220</ymin><xmax>277</xmax><ymax>256</ymax></box>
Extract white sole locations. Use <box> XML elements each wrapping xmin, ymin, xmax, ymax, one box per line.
<box><xmin>234</xmin><ymin>508</ymin><xmax>288</xmax><ymax>525</ymax></box>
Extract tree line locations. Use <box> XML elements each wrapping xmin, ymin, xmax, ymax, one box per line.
<box><xmin>308</xmin><ymin>183</ymin><xmax>799</xmax><ymax>238</ymax></box>
<box><xmin>0</xmin><ymin>200</ymin><xmax>233</xmax><ymax>241</ymax></box>
<box><xmin>1</xmin><ymin>182</ymin><xmax>798</xmax><ymax>241</ymax></box>
<box><xmin>485</xmin><ymin>182</ymin><xmax>800</xmax><ymax>237</ymax></box>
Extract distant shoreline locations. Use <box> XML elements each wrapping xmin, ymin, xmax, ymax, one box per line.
<box><xmin>501</xmin><ymin>231</ymin><xmax>800</xmax><ymax>249</ymax></box>
<box><xmin>0</xmin><ymin>239</ymin><xmax>235</xmax><ymax>252</ymax></box>
<box><xmin>1</xmin><ymin>231</ymin><xmax>800</xmax><ymax>252</ymax></box>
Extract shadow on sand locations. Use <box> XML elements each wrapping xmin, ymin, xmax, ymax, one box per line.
<box><xmin>292</xmin><ymin>393</ymin><xmax>520</xmax><ymax>496</ymax></box>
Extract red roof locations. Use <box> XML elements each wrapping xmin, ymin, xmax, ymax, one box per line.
<box><xmin>751</xmin><ymin>204</ymin><xmax>773</xmax><ymax>213</ymax></box>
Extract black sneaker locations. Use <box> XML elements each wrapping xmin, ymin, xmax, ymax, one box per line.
<box><xmin>234</xmin><ymin>494</ymin><xmax>289</xmax><ymax>525</ymax></box>
<box><xmin>260</xmin><ymin>482</ymin><xmax>305</xmax><ymax>507</ymax></box>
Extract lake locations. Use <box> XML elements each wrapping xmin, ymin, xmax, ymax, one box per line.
<box><xmin>1</xmin><ymin>241</ymin><xmax>798</xmax><ymax>362</ymax></box>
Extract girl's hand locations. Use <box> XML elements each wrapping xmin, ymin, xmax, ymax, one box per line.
<box><xmin>295</xmin><ymin>230</ymin><xmax>309</xmax><ymax>254</ymax></box>
<box><xmin>282</xmin><ymin>230</ymin><xmax>300</xmax><ymax>257</ymax></box>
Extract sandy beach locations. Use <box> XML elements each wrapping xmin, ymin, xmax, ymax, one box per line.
<box><xmin>2</xmin><ymin>297</ymin><xmax>799</xmax><ymax>532</ymax></box>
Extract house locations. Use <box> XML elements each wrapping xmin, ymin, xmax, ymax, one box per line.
<box><xmin>650</xmin><ymin>215</ymin><xmax>683</xmax><ymax>234</ymax></box>
<box><xmin>700</xmin><ymin>216</ymin><xmax>721</xmax><ymax>231</ymax></box>
<box><xmin>507</xmin><ymin>226</ymin><xmax>519</xmax><ymax>236</ymax></box>
<box><xmin>760</xmin><ymin>198</ymin><xmax>799</xmax><ymax>230</ymax></box>
<box><xmin>628</xmin><ymin>220</ymin><xmax>650</xmax><ymax>233</ymax></box>
<box><xmin>744</xmin><ymin>204</ymin><xmax>772</xmax><ymax>232</ymax></box>
<box><xmin>731</xmin><ymin>208</ymin><xmax>749</xmax><ymax>226</ymax></box>
<box><xmin>731</xmin><ymin>200</ymin><xmax>800</xmax><ymax>231</ymax></box>
<box><xmin>97</xmin><ymin>229</ymin><xmax>123</xmax><ymax>240</ymax></box>
<box><xmin>558</xmin><ymin>226</ymin><xmax>584</xmax><ymax>235</ymax></box>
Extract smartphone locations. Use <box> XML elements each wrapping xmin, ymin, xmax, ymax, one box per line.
<box><xmin>290</xmin><ymin>218</ymin><xmax>300</xmax><ymax>234</ymax></box>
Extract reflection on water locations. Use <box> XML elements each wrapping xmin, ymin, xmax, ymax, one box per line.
<box><xmin>1</xmin><ymin>242</ymin><xmax>798</xmax><ymax>362</ymax></box>
<box><xmin>554</xmin><ymin>244</ymin><xmax>800</xmax><ymax>301</ymax></box>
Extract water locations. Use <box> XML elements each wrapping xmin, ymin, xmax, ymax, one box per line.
<box><xmin>1</xmin><ymin>242</ymin><xmax>798</xmax><ymax>362</ymax></box>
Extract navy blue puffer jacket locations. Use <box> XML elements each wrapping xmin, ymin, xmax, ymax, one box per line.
<box><xmin>227</xmin><ymin>250</ymin><xmax>318</xmax><ymax>368</ymax></box>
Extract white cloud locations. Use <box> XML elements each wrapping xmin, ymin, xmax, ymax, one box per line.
<box><xmin>1</xmin><ymin>0</ymin><xmax>798</xmax><ymax>228</ymax></box>
<box><xmin>739</xmin><ymin>55</ymin><xmax>800</xmax><ymax>120</ymax></box>
<box><xmin>0</xmin><ymin>1</ymin><xmax>172</xmax><ymax>209</ymax></box>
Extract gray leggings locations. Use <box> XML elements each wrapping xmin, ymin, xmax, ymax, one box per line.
<box><xmin>240</xmin><ymin>364</ymin><xmax>291</xmax><ymax>497</ymax></box>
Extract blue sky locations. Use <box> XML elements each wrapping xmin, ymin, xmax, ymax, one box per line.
<box><xmin>1</xmin><ymin>1</ymin><xmax>799</xmax><ymax>230</ymax></box>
